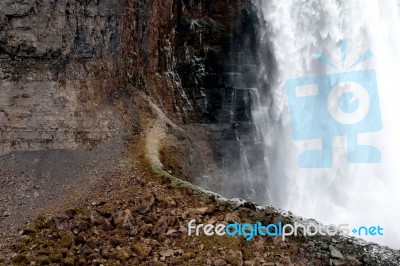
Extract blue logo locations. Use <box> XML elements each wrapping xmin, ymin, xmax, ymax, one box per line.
<box><xmin>286</xmin><ymin>40</ymin><xmax>382</xmax><ymax>168</ymax></box>
<box><xmin>352</xmin><ymin>225</ymin><xmax>383</xmax><ymax>236</ymax></box>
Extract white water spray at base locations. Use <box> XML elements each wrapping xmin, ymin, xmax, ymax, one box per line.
<box><xmin>255</xmin><ymin>0</ymin><xmax>400</xmax><ymax>249</ymax></box>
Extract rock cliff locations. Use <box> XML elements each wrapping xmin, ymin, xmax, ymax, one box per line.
<box><xmin>0</xmin><ymin>0</ymin><xmax>269</xmax><ymax>200</ymax></box>
<box><xmin>1</xmin><ymin>1</ymin><xmax>399</xmax><ymax>265</ymax></box>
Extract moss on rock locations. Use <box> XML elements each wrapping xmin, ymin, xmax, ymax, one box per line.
<box><xmin>60</xmin><ymin>232</ymin><xmax>74</xmax><ymax>248</ymax></box>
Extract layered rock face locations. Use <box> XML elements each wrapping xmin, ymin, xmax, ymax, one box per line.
<box><xmin>0</xmin><ymin>0</ymin><xmax>126</xmax><ymax>155</ymax></box>
<box><xmin>0</xmin><ymin>0</ymin><xmax>265</xmax><ymax>199</ymax></box>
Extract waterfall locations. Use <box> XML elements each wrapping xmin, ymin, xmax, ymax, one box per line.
<box><xmin>253</xmin><ymin>0</ymin><xmax>400</xmax><ymax>249</ymax></box>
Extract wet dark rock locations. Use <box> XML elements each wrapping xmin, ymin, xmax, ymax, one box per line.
<box><xmin>243</xmin><ymin>201</ymin><xmax>257</xmax><ymax>211</ymax></box>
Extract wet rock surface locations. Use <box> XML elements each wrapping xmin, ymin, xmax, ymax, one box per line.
<box><xmin>171</xmin><ymin>0</ymin><xmax>273</xmax><ymax>201</ymax></box>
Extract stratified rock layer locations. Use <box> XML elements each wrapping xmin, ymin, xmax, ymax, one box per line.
<box><xmin>0</xmin><ymin>0</ymin><xmax>129</xmax><ymax>155</ymax></box>
<box><xmin>0</xmin><ymin>0</ymin><xmax>269</xmax><ymax>201</ymax></box>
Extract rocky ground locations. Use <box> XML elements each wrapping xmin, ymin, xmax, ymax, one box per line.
<box><xmin>0</xmin><ymin>130</ymin><xmax>399</xmax><ymax>266</ymax></box>
<box><xmin>0</xmin><ymin>137</ymin><xmax>124</xmax><ymax>251</ymax></box>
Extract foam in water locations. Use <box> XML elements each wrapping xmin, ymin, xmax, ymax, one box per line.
<box><xmin>253</xmin><ymin>0</ymin><xmax>400</xmax><ymax>249</ymax></box>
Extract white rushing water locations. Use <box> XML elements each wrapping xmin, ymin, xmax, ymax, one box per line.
<box><xmin>255</xmin><ymin>0</ymin><xmax>400</xmax><ymax>249</ymax></box>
